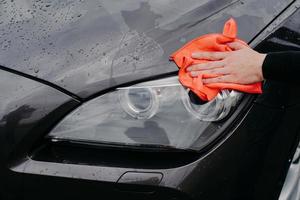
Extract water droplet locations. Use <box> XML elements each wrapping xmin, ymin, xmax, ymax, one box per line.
<box><xmin>34</xmin><ymin>67</ymin><xmax>39</xmax><ymax>73</ymax></box>
<box><xmin>133</xmin><ymin>56</ymin><xmax>139</xmax><ymax>61</ymax></box>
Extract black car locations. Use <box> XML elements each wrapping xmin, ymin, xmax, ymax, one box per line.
<box><xmin>1</xmin><ymin>0</ymin><xmax>300</xmax><ymax>199</ymax></box>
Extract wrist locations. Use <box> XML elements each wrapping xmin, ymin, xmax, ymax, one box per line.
<box><xmin>256</xmin><ymin>53</ymin><xmax>266</xmax><ymax>81</ymax></box>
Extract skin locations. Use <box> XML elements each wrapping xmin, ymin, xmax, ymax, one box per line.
<box><xmin>187</xmin><ymin>42</ymin><xmax>267</xmax><ymax>84</ymax></box>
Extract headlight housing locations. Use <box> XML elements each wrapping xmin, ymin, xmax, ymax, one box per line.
<box><xmin>49</xmin><ymin>76</ymin><xmax>242</xmax><ymax>151</ymax></box>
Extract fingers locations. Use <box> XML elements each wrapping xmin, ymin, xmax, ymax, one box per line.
<box><xmin>202</xmin><ymin>75</ymin><xmax>234</xmax><ymax>84</ymax></box>
<box><xmin>187</xmin><ymin>60</ymin><xmax>224</xmax><ymax>71</ymax></box>
<box><xmin>227</xmin><ymin>42</ymin><xmax>247</xmax><ymax>50</ymax></box>
<box><xmin>191</xmin><ymin>51</ymin><xmax>228</xmax><ymax>60</ymax></box>
<box><xmin>190</xmin><ymin>67</ymin><xmax>229</xmax><ymax>77</ymax></box>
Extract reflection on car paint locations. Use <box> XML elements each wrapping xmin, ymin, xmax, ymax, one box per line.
<box><xmin>0</xmin><ymin>0</ymin><xmax>291</xmax><ymax>99</ymax></box>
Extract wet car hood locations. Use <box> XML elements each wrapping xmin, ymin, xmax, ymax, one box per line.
<box><xmin>0</xmin><ymin>0</ymin><xmax>294</xmax><ymax>99</ymax></box>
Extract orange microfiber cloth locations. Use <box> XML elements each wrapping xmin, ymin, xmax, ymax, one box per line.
<box><xmin>170</xmin><ymin>18</ymin><xmax>262</xmax><ymax>101</ymax></box>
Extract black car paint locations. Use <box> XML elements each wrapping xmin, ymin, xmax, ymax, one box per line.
<box><xmin>0</xmin><ymin>70</ymin><xmax>80</xmax><ymax>199</ymax></box>
<box><xmin>0</xmin><ymin>0</ymin><xmax>294</xmax><ymax>99</ymax></box>
<box><xmin>1</xmin><ymin>0</ymin><xmax>300</xmax><ymax>199</ymax></box>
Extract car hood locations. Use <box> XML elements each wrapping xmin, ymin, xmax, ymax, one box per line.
<box><xmin>0</xmin><ymin>0</ymin><xmax>293</xmax><ymax>99</ymax></box>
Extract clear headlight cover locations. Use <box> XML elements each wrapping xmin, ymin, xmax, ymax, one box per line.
<box><xmin>49</xmin><ymin>76</ymin><xmax>242</xmax><ymax>151</ymax></box>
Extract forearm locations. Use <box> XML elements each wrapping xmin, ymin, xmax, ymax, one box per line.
<box><xmin>262</xmin><ymin>51</ymin><xmax>300</xmax><ymax>83</ymax></box>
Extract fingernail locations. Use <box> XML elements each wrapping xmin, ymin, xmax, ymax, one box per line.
<box><xmin>186</xmin><ymin>67</ymin><xmax>191</xmax><ymax>71</ymax></box>
<box><xmin>190</xmin><ymin>71</ymin><xmax>197</xmax><ymax>76</ymax></box>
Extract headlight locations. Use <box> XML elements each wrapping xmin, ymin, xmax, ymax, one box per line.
<box><xmin>49</xmin><ymin>76</ymin><xmax>242</xmax><ymax>151</ymax></box>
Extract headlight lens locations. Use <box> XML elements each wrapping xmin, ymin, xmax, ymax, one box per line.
<box><xmin>49</xmin><ymin>76</ymin><xmax>242</xmax><ymax>151</ymax></box>
<box><xmin>119</xmin><ymin>87</ymin><xmax>159</xmax><ymax>119</ymax></box>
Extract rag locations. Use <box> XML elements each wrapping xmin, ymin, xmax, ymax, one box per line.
<box><xmin>170</xmin><ymin>18</ymin><xmax>262</xmax><ymax>101</ymax></box>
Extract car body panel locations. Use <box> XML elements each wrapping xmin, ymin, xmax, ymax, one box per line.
<box><xmin>0</xmin><ymin>69</ymin><xmax>80</xmax><ymax>199</ymax></box>
<box><xmin>1</xmin><ymin>1</ymin><xmax>300</xmax><ymax>200</ymax></box>
<box><xmin>8</xmin><ymin>6</ymin><xmax>300</xmax><ymax>199</ymax></box>
<box><xmin>0</xmin><ymin>0</ymin><xmax>294</xmax><ymax>99</ymax></box>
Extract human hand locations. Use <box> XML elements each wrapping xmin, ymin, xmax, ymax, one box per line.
<box><xmin>187</xmin><ymin>42</ymin><xmax>266</xmax><ymax>84</ymax></box>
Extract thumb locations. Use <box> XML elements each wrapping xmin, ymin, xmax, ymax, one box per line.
<box><xmin>227</xmin><ymin>42</ymin><xmax>247</xmax><ymax>50</ymax></box>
